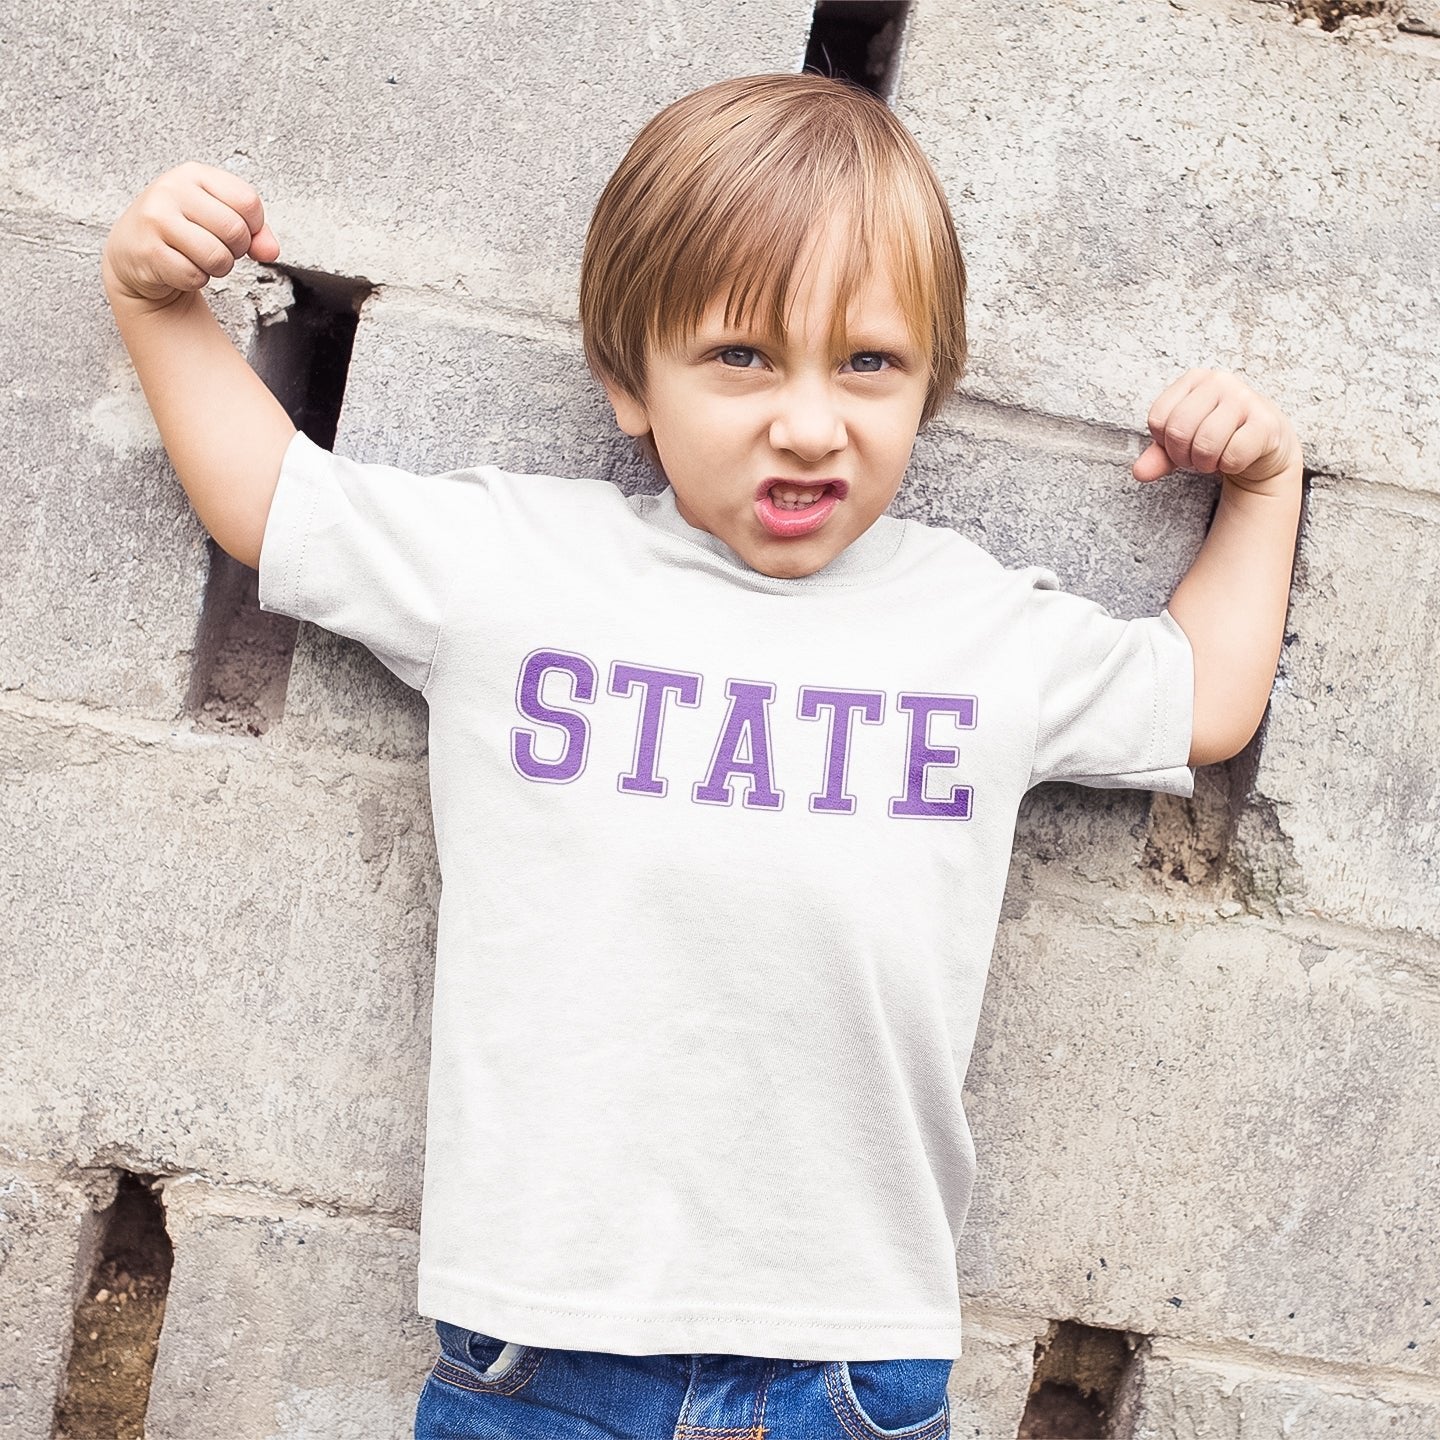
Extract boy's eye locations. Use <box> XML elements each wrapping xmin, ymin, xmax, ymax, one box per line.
<box><xmin>845</xmin><ymin>351</ymin><xmax>892</xmax><ymax>374</ymax></box>
<box><xmin>718</xmin><ymin>346</ymin><xmax>761</xmax><ymax>368</ymax></box>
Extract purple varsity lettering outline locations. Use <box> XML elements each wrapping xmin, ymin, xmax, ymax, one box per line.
<box><xmin>692</xmin><ymin>679</ymin><xmax>784</xmax><ymax>810</ymax></box>
<box><xmin>796</xmin><ymin>687</ymin><xmax>885</xmax><ymax>814</ymax></box>
<box><xmin>510</xmin><ymin>648</ymin><xmax>598</xmax><ymax>784</ymax></box>
<box><xmin>887</xmin><ymin>693</ymin><xmax>978</xmax><ymax>820</ymax></box>
<box><xmin>609</xmin><ymin>661</ymin><xmax>703</xmax><ymax>797</ymax></box>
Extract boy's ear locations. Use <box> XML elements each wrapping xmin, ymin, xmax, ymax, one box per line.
<box><xmin>602</xmin><ymin>380</ymin><xmax>651</xmax><ymax>439</ymax></box>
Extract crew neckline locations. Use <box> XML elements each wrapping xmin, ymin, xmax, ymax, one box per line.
<box><xmin>630</xmin><ymin>486</ymin><xmax>907</xmax><ymax>588</ymax></box>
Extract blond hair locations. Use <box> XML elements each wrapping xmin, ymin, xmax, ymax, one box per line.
<box><xmin>579</xmin><ymin>73</ymin><xmax>968</xmax><ymax>427</ymax></box>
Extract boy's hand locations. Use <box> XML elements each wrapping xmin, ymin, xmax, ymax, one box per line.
<box><xmin>102</xmin><ymin>162</ymin><xmax>281</xmax><ymax>310</ymax></box>
<box><xmin>1133</xmin><ymin>368</ymin><xmax>1302</xmax><ymax>495</ymax></box>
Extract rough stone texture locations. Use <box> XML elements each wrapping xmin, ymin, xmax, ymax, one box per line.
<box><xmin>146</xmin><ymin>1180</ymin><xmax>431</xmax><ymax>1440</ymax></box>
<box><xmin>333</xmin><ymin>295</ymin><xmax>651</xmax><ymax>486</ymax></box>
<box><xmin>1238</xmin><ymin>481</ymin><xmax>1440</xmax><ymax>937</ymax></box>
<box><xmin>948</xmin><ymin>1306</ymin><xmax>1042</xmax><ymax>1439</ymax></box>
<box><xmin>0</xmin><ymin>1161</ymin><xmax>115</xmax><ymax>1439</ymax></box>
<box><xmin>0</xmin><ymin>221</ymin><xmax>282</xmax><ymax>718</ymax></box>
<box><xmin>0</xmin><ymin>701</ymin><xmax>434</xmax><ymax>1220</ymax></box>
<box><xmin>277</xmin><ymin>624</ymin><xmax>431</xmax><ymax>762</ymax></box>
<box><xmin>1113</xmin><ymin>1339</ymin><xmax>1440</xmax><ymax>1438</ymax></box>
<box><xmin>962</xmin><ymin>886</ymin><xmax>1440</xmax><ymax>1375</ymax></box>
<box><xmin>3</xmin><ymin>0</ymin><xmax>814</xmax><ymax>321</ymax></box>
<box><xmin>898</xmin><ymin>0</ymin><xmax>1440</xmax><ymax>496</ymax></box>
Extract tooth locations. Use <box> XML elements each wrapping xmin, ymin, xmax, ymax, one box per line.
<box><xmin>773</xmin><ymin>487</ymin><xmax>819</xmax><ymax>508</ymax></box>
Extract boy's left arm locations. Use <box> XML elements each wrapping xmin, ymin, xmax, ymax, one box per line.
<box><xmin>1133</xmin><ymin>368</ymin><xmax>1304</xmax><ymax>768</ymax></box>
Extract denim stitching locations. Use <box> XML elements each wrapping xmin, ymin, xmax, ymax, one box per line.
<box><xmin>754</xmin><ymin>1360</ymin><xmax>775</xmax><ymax>1434</ymax></box>
<box><xmin>822</xmin><ymin>1362</ymin><xmax>949</xmax><ymax>1440</ymax></box>
<box><xmin>674</xmin><ymin>1358</ymin><xmax>779</xmax><ymax>1438</ymax></box>
<box><xmin>674</xmin><ymin>1430</ymin><xmax>768</xmax><ymax>1438</ymax></box>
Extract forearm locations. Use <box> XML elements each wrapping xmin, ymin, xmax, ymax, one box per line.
<box><xmin>1167</xmin><ymin>468</ymin><xmax>1303</xmax><ymax>766</ymax></box>
<box><xmin>105</xmin><ymin>283</ymin><xmax>295</xmax><ymax>571</ymax></box>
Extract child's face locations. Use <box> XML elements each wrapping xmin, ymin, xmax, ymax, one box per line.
<box><xmin>605</xmin><ymin>224</ymin><xmax>930</xmax><ymax>579</ymax></box>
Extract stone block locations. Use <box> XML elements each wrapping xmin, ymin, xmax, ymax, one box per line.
<box><xmin>0</xmin><ymin>1161</ymin><xmax>115</xmax><ymax>1440</ymax></box>
<box><xmin>4</xmin><ymin>0</ymin><xmax>814</xmax><ymax>319</ymax></box>
<box><xmin>949</xmin><ymin>1306</ymin><xmax>1041</xmax><ymax>1439</ymax></box>
<box><xmin>1113</xmin><ymin>1339</ymin><xmax>1440</xmax><ymax>1438</ymax></box>
<box><xmin>899</xmin><ymin>0</ymin><xmax>1440</xmax><ymax>494</ymax></box>
<box><xmin>275</xmin><ymin>626</ymin><xmax>431</xmax><ymax>762</ymax></box>
<box><xmin>962</xmin><ymin>893</ymin><xmax>1440</xmax><ymax>1374</ymax></box>
<box><xmin>1237</xmin><ymin>481</ymin><xmax>1440</xmax><ymax>938</ymax></box>
<box><xmin>333</xmin><ymin>292</ymin><xmax>658</xmax><ymax>488</ymax></box>
<box><xmin>0</xmin><ymin>702</ymin><xmax>433</xmax><ymax>1218</ymax></box>
<box><xmin>146</xmin><ymin>1181</ymin><xmax>430</xmax><ymax>1440</ymax></box>
<box><xmin>0</xmin><ymin>221</ymin><xmax>280</xmax><ymax>718</ymax></box>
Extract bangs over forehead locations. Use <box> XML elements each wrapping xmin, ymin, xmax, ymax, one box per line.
<box><xmin>580</xmin><ymin>74</ymin><xmax>968</xmax><ymax>425</ymax></box>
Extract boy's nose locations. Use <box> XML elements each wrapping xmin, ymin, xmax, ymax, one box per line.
<box><xmin>768</xmin><ymin>379</ymin><xmax>847</xmax><ymax>462</ymax></box>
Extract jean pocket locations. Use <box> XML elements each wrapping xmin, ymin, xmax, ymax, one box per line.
<box><xmin>826</xmin><ymin>1358</ymin><xmax>953</xmax><ymax>1438</ymax></box>
<box><xmin>430</xmin><ymin>1319</ymin><xmax>545</xmax><ymax>1396</ymax></box>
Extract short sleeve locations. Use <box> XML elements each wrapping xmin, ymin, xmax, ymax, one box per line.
<box><xmin>1022</xmin><ymin>567</ymin><xmax>1195</xmax><ymax>796</ymax></box>
<box><xmin>258</xmin><ymin>431</ymin><xmax>472</xmax><ymax>693</ymax></box>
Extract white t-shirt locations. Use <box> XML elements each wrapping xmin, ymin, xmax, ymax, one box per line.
<box><xmin>258</xmin><ymin>431</ymin><xmax>1194</xmax><ymax>1361</ymax></box>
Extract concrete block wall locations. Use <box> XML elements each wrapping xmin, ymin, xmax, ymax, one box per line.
<box><xmin>2</xmin><ymin>1</ymin><xmax>1436</xmax><ymax>1435</ymax></box>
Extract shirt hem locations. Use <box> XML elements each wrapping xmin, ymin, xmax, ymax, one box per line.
<box><xmin>417</xmin><ymin>1272</ymin><xmax>964</xmax><ymax>1361</ymax></box>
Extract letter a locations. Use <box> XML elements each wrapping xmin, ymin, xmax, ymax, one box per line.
<box><xmin>693</xmin><ymin>680</ymin><xmax>783</xmax><ymax>809</ymax></box>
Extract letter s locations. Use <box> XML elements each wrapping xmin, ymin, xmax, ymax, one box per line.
<box><xmin>510</xmin><ymin>649</ymin><xmax>597</xmax><ymax>784</ymax></box>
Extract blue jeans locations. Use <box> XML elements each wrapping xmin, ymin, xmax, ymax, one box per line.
<box><xmin>415</xmin><ymin>1321</ymin><xmax>954</xmax><ymax>1438</ymax></box>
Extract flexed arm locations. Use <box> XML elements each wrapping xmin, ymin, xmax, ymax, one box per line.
<box><xmin>1134</xmin><ymin>369</ymin><xmax>1304</xmax><ymax>768</ymax></box>
<box><xmin>102</xmin><ymin>163</ymin><xmax>297</xmax><ymax>570</ymax></box>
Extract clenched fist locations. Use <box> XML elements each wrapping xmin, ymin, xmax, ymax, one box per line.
<box><xmin>102</xmin><ymin>162</ymin><xmax>280</xmax><ymax>308</ymax></box>
<box><xmin>1133</xmin><ymin>369</ymin><xmax>1303</xmax><ymax>495</ymax></box>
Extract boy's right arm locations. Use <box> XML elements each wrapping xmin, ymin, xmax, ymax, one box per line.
<box><xmin>102</xmin><ymin>163</ymin><xmax>296</xmax><ymax>571</ymax></box>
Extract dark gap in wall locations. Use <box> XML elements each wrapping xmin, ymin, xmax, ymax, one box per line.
<box><xmin>804</xmin><ymin>1</ymin><xmax>911</xmax><ymax>100</ymax></box>
<box><xmin>52</xmin><ymin>1174</ymin><xmax>174</xmax><ymax>1440</ymax></box>
<box><xmin>185</xmin><ymin>268</ymin><xmax>371</xmax><ymax>735</ymax></box>
<box><xmin>257</xmin><ymin>267</ymin><xmax>369</xmax><ymax>451</ymax></box>
<box><xmin>1017</xmin><ymin>1320</ymin><xmax>1140</xmax><ymax>1439</ymax></box>
<box><xmin>1291</xmin><ymin>0</ymin><xmax>1390</xmax><ymax>30</ymax></box>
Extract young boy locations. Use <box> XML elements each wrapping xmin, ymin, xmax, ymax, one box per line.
<box><xmin>102</xmin><ymin>74</ymin><xmax>1301</xmax><ymax>1439</ymax></box>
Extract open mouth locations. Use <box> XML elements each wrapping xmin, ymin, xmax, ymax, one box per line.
<box><xmin>754</xmin><ymin>479</ymin><xmax>848</xmax><ymax>538</ymax></box>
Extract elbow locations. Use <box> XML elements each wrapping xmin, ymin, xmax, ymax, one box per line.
<box><xmin>217</xmin><ymin>498</ymin><xmax>271</xmax><ymax>572</ymax></box>
<box><xmin>1188</xmin><ymin>735</ymin><xmax>1239</xmax><ymax>768</ymax></box>
<box><xmin>212</xmin><ymin>530</ymin><xmax>261</xmax><ymax>572</ymax></box>
<box><xmin>1185</xmin><ymin>653</ymin><xmax>1275</xmax><ymax>768</ymax></box>
<box><xmin>1187</xmin><ymin>713</ymin><xmax>1263</xmax><ymax>768</ymax></box>
<box><xmin>234</xmin><ymin>539</ymin><xmax>262</xmax><ymax>573</ymax></box>
<box><xmin>209</xmin><ymin>525</ymin><xmax>262</xmax><ymax>573</ymax></box>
